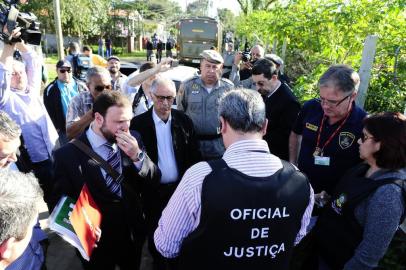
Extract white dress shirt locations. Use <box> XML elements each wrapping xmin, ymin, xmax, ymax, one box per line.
<box><xmin>152</xmin><ymin>109</ymin><xmax>179</xmax><ymax>184</ymax></box>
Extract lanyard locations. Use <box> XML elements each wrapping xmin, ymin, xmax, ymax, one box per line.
<box><xmin>314</xmin><ymin>106</ymin><xmax>353</xmax><ymax>156</ymax></box>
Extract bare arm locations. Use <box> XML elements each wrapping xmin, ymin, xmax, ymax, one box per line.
<box><xmin>66</xmin><ymin>109</ymin><xmax>93</xmax><ymax>140</ymax></box>
<box><xmin>126</xmin><ymin>58</ymin><xmax>171</xmax><ymax>87</ymax></box>
<box><xmin>289</xmin><ymin>131</ymin><xmax>302</xmax><ymax>165</ymax></box>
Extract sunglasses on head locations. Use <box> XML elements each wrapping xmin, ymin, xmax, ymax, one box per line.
<box><xmin>59</xmin><ymin>69</ymin><xmax>71</xmax><ymax>73</ymax></box>
<box><xmin>94</xmin><ymin>84</ymin><xmax>112</xmax><ymax>92</ymax></box>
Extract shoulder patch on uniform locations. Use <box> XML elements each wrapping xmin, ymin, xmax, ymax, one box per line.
<box><xmin>305</xmin><ymin>122</ymin><xmax>318</xmax><ymax>132</ymax></box>
<box><xmin>339</xmin><ymin>132</ymin><xmax>355</xmax><ymax>149</ymax></box>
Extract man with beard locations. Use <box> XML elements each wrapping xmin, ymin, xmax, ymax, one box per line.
<box><xmin>66</xmin><ymin>66</ymin><xmax>112</xmax><ymax>139</ymax></box>
<box><xmin>107</xmin><ymin>56</ymin><xmax>129</xmax><ymax>94</ymax></box>
<box><xmin>51</xmin><ymin>91</ymin><xmax>161</xmax><ymax>270</ymax></box>
<box><xmin>177</xmin><ymin>50</ymin><xmax>234</xmax><ymax>160</ymax></box>
<box><xmin>251</xmin><ymin>58</ymin><xmax>300</xmax><ymax>160</ymax></box>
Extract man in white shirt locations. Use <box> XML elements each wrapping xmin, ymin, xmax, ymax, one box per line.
<box><xmin>130</xmin><ymin>77</ymin><xmax>200</xmax><ymax>270</ymax></box>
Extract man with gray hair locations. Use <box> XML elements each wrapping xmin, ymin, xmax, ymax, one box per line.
<box><xmin>177</xmin><ymin>49</ymin><xmax>234</xmax><ymax>160</ymax></box>
<box><xmin>0</xmin><ymin>170</ymin><xmax>44</xmax><ymax>270</ymax></box>
<box><xmin>289</xmin><ymin>64</ymin><xmax>367</xmax><ymax>195</ymax></box>
<box><xmin>66</xmin><ymin>66</ymin><xmax>112</xmax><ymax>139</ymax></box>
<box><xmin>154</xmin><ymin>88</ymin><xmax>314</xmax><ymax>269</ymax></box>
<box><xmin>0</xmin><ymin>110</ymin><xmax>21</xmax><ymax>169</ymax></box>
<box><xmin>130</xmin><ymin>77</ymin><xmax>200</xmax><ymax>270</ymax></box>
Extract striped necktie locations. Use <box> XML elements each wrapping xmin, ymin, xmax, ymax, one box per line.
<box><xmin>104</xmin><ymin>142</ymin><xmax>122</xmax><ymax>197</ymax></box>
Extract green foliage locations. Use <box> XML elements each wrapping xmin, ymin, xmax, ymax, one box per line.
<box><xmin>236</xmin><ymin>0</ymin><xmax>406</xmax><ymax>113</ymax></box>
<box><xmin>218</xmin><ymin>8</ymin><xmax>237</xmax><ymax>34</ymax></box>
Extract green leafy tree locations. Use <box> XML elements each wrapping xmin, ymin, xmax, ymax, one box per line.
<box><xmin>237</xmin><ymin>0</ymin><xmax>277</xmax><ymax>15</ymax></box>
<box><xmin>236</xmin><ymin>0</ymin><xmax>406</xmax><ymax>113</ymax></box>
<box><xmin>218</xmin><ymin>8</ymin><xmax>237</xmax><ymax>34</ymax></box>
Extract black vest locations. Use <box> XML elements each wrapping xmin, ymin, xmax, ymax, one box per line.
<box><xmin>178</xmin><ymin>159</ymin><xmax>310</xmax><ymax>270</ymax></box>
<box><xmin>315</xmin><ymin>163</ymin><xmax>405</xmax><ymax>270</ymax></box>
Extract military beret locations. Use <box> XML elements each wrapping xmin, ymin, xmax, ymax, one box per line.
<box><xmin>200</xmin><ymin>49</ymin><xmax>224</xmax><ymax>64</ymax></box>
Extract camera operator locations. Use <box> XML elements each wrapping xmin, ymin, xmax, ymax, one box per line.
<box><xmin>229</xmin><ymin>44</ymin><xmax>264</xmax><ymax>89</ymax></box>
<box><xmin>0</xmin><ymin>30</ymin><xmax>58</xmax><ymax>207</ymax></box>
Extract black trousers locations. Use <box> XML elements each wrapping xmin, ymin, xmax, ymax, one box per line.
<box><xmin>32</xmin><ymin>158</ymin><xmax>54</xmax><ymax>206</ymax></box>
<box><xmin>145</xmin><ymin>182</ymin><xmax>178</xmax><ymax>270</ymax></box>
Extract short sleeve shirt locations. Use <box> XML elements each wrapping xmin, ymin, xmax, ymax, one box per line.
<box><xmin>292</xmin><ymin>99</ymin><xmax>367</xmax><ymax>193</ymax></box>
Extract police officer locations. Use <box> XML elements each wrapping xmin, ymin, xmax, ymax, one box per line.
<box><xmin>154</xmin><ymin>89</ymin><xmax>314</xmax><ymax>270</ymax></box>
<box><xmin>222</xmin><ymin>42</ymin><xmax>235</xmax><ymax>78</ymax></box>
<box><xmin>177</xmin><ymin>49</ymin><xmax>234</xmax><ymax>160</ymax></box>
<box><xmin>289</xmin><ymin>64</ymin><xmax>367</xmax><ymax>196</ymax></box>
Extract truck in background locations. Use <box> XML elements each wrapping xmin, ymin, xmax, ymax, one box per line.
<box><xmin>176</xmin><ymin>17</ymin><xmax>222</xmax><ymax>66</ymax></box>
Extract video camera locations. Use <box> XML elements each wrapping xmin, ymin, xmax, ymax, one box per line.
<box><xmin>0</xmin><ymin>0</ymin><xmax>41</xmax><ymax>45</ymax></box>
<box><xmin>241</xmin><ymin>41</ymin><xmax>251</xmax><ymax>62</ymax></box>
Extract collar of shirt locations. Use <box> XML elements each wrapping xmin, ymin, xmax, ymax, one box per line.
<box><xmin>86</xmin><ymin>123</ymin><xmax>118</xmax><ymax>152</ymax></box>
<box><xmin>197</xmin><ymin>76</ymin><xmax>221</xmax><ymax>91</ymax></box>
<box><xmin>266</xmin><ymin>80</ymin><xmax>282</xmax><ymax>98</ymax></box>
<box><xmin>223</xmin><ymin>139</ymin><xmax>270</xmax><ymax>158</ymax></box>
<box><xmin>57</xmin><ymin>79</ymin><xmax>76</xmax><ymax>91</ymax></box>
<box><xmin>82</xmin><ymin>91</ymin><xmax>94</xmax><ymax>106</ymax></box>
<box><xmin>152</xmin><ymin>108</ymin><xmax>172</xmax><ymax>126</ymax></box>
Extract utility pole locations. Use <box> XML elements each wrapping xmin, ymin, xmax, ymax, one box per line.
<box><xmin>53</xmin><ymin>0</ymin><xmax>64</xmax><ymax>59</ymax></box>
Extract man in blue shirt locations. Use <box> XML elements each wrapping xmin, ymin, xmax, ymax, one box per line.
<box><xmin>44</xmin><ymin>60</ymin><xmax>87</xmax><ymax>145</ymax></box>
<box><xmin>289</xmin><ymin>64</ymin><xmax>367</xmax><ymax>195</ymax></box>
<box><xmin>0</xmin><ymin>40</ymin><xmax>58</xmax><ymax>206</ymax></box>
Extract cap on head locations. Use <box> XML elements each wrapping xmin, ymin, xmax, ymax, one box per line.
<box><xmin>200</xmin><ymin>50</ymin><xmax>223</xmax><ymax>64</ymax></box>
<box><xmin>107</xmin><ymin>56</ymin><xmax>120</xmax><ymax>62</ymax></box>
<box><xmin>56</xmin><ymin>60</ymin><xmax>72</xmax><ymax>69</ymax></box>
<box><xmin>264</xmin><ymin>54</ymin><xmax>284</xmax><ymax>66</ymax></box>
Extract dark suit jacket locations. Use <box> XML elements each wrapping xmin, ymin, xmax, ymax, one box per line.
<box><xmin>130</xmin><ymin>108</ymin><xmax>201</xmax><ymax>181</ymax></box>
<box><xmin>130</xmin><ymin>108</ymin><xmax>201</xmax><ymax>230</ymax></box>
<box><xmin>264</xmin><ymin>83</ymin><xmax>301</xmax><ymax>161</ymax></box>
<box><xmin>51</xmin><ymin>131</ymin><xmax>161</xmax><ymax>261</ymax></box>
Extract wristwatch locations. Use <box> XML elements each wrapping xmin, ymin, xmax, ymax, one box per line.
<box><xmin>135</xmin><ymin>151</ymin><xmax>145</xmax><ymax>162</ymax></box>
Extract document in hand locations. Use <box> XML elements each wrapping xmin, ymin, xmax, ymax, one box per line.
<box><xmin>70</xmin><ymin>184</ymin><xmax>102</xmax><ymax>260</ymax></box>
<box><xmin>48</xmin><ymin>184</ymin><xmax>102</xmax><ymax>261</ymax></box>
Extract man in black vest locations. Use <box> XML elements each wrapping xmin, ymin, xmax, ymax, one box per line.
<box><xmin>154</xmin><ymin>88</ymin><xmax>314</xmax><ymax>270</ymax></box>
<box><xmin>130</xmin><ymin>77</ymin><xmax>200</xmax><ymax>270</ymax></box>
<box><xmin>252</xmin><ymin>58</ymin><xmax>301</xmax><ymax>160</ymax></box>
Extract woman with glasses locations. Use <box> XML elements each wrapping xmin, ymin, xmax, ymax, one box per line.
<box><xmin>316</xmin><ymin>112</ymin><xmax>406</xmax><ymax>270</ymax></box>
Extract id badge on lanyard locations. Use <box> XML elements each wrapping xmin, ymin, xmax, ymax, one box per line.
<box><xmin>314</xmin><ymin>155</ymin><xmax>330</xmax><ymax>166</ymax></box>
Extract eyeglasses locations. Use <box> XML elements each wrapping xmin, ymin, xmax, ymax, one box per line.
<box><xmin>94</xmin><ymin>84</ymin><xmax>112</xmax><ymax>92</ymax></box>
<box><xmin>153</xmin><ymin>94</ymin><xmax>175</xmax><ymax>103</ymax></box>
<box><xmin>317</xmin><ymin>93</ymin><xmax>352</xmax><ymax>107</ymax></box>
<box><xmin>360</xmin><ymin>133</ymin><xmax>375</xmax><ymax>143</ymax></box>
<box><xmin>59</xmin><ymin>69</ymin><xmax>71</xmax><ymax>73</ymax></box>
<box><xmin>11</xmin><ymin>71</ymin><xmax>23</xmax><ymax>76</ymax></box>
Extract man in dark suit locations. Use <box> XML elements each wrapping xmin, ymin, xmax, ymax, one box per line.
<box><xmin>252</xmin><ymin>58</ymin><xmax>301</xmax><ymax>160</ymax></box>
<box><xmin>51</xmin><ymin>91</ymin><xmax>161</xmax><ymax>270</ymax></box>
<box><xmin>130</xmin><ymin>77</ymin><xmax>200</xmax><ymax>270</ymax></box>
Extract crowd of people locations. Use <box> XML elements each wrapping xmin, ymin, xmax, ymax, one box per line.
<box><xmin>0</xmin><ymin>29</ymin><xmax>405</xmax><ymax>270</ymax></box>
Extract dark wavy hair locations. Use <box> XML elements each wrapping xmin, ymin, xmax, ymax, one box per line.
<box><xmin>364</xmin><ymin>112</ymin><xmax>406</xmax><ymax>170</ymax></box>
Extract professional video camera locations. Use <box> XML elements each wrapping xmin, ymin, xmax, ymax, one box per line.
<box><xmin>241</xmin><ymin>41</ymin><xmax>251</xmax><ymax>62</ymax></box>
<box><xmin>0</xmin><ymin>0</ymin><xmax>41</xmax><ymax>45</ymax></box>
